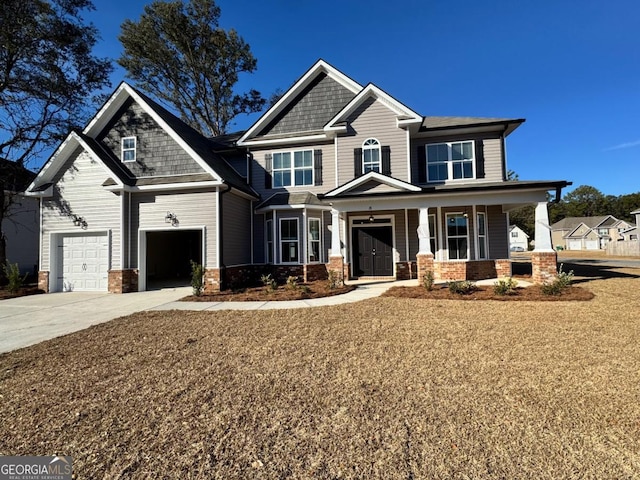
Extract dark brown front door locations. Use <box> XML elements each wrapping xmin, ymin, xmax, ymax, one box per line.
<box><xmin>353</xmin><ymin>226</ymin><xmax>393</xmax><ymax>277</ymax></box>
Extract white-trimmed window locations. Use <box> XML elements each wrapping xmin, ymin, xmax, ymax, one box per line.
<box><xmin>446</xmin><ymin>213</ymin><xmax>468</xmax><ymax>260</ymax></box>
<box><xmin>280</xmin><ymin>218</ymin><xmax>299</xmax><ymax>263</ymax></box>
<box><xmin>308</xmin><ymin>218</ymin><xmax>321</xmax><ymax>263</ymax></box>
<box><xmin>363</xmin><ymin>138</ymin><xmax>381</xmax><ymax>173</ymax></box>
<box><xmin>511</xmin><ymin>230</ymin><xmax>518</xmax><ymax>238</ymax></box>
<box><xmin>273</xmin><ymin>150</ymin><xmax>313</xmax><ymax>187</ymax></box>
<box><xmin>121</xmin><ymin>137</ymin><xmax>136</xmax><ymax>162</ymax></box>
<box><xmin>477</xmin><ymin>212</ymin><xmax>487</xmax><ymax>259</ymax></box>
<box><xmin>266</xmin><ymin>219</ymin><xmax>273</xmax><ymax>264</ymax></box>
<box><xmin>426</xmin><ymin>141</ymin><xmax>474</xmax><ymax>181</ymax></box>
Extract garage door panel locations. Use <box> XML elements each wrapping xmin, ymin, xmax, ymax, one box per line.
<box><xmin>57</xmin><ymin>233</ymin><xmax>109</xmax><ymax>292</ymax></box>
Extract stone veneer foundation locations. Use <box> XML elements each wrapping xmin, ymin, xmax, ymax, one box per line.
<box><xmin>531</xmin><ymin>251</ymin><xmax>558</xmax><ymax>284</ymax></box>
<box><xmin>38</xmin><ymin>271</ymin><xmax>49</xmax><ymax>293</ymax></box>
<box><xmin>108</xmin><ymin>269</ymin><xmax>138</xmax><ymax>294</ymax></box>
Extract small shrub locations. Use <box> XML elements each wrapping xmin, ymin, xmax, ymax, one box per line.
<box><xmin>286</xmin><ymin>275</ymin><xmax>299</xmax><ymax>290</ymax></box>
<box><xmin>541</xmin><ymin>264</ymin><xmax>574</xmax><ymax>296</ymax></box>
<box><xmin>422</xmin><ymin>271</ymin><xmax>435</xmax><ymax>291</ymax></box>
<box><xmin>3</xmin><ymin>262</ymin><xmax>27</xmax><ymax>294</ymax></box>
<box><xmin>327</xmin><ymin>270</ymin><xmax>343</xmax><ymax>290</ymax></box>
<box><xmin>493</xmin><ymin>277</ymin><xmax>519</xmax><ymax>296</ymax></box>
<box><xmin>190</xmin><ymin>261</ymin><xmax>204</xmax><ymax>296</ymax></box>
<box><xmin>447</xmin><ymin>280</ymin><xmax>477</xmax><ymax>295</ymax></box>
<box><xmin>261</xmin><ymin>273</ymin><xmax>277</xmax><ymax>292</ymax></box>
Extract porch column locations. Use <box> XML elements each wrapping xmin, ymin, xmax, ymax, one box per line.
<box><xmin>416</xmin><ymin>207</ymin><xmax>434</xmax><ymax>281</ymax></box>
<box><xmin>328</xmin><ymin>208</ymin><xmax>344</xmax><ymax>283</ymax></box>
<box><xmin>532</xmin><ymin>201</ymin><xmax>557</xmax><ymax>283</ymax></box>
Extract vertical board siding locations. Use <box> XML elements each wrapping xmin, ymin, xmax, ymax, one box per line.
<box><xmin>487</xmin><ymin>205</ymin><xmax>509</xmax><ymax>258</ymax></box>
<box><xmin>411</xmin><ymin>133</ymin><xmax>503</xmax><ymax>185</ymax></box>
<box><xmin>131</xmin><ymin>190</ymin><xmax>217</xmax><ymax>268</ymax></box>
<box><xmin>249</xmin><ymin>143</ymin><xmax>335</xmax><ymax>199</ymax></box>
<box><xmin>221</xmin><ymin>192</ymin><xmax>252</xmax><ymax>266</ymax></box>
<box><xmin>42</xmin><ymin>149</ymin><xmax>121</xmax><ymax>270</ymax></box>
<box><xmin>337</xmin><ymin>97</ymin><xmax>408</xmax><ymax>185</ymax></box>
<box><xmin>98</xmin><ymin>99</ymin><xmax>205</xmax><ymax>177</ymax></box>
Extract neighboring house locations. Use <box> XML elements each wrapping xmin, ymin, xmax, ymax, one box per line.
<box><xmin>26</xmin><ymin>60</ymin><xmax>570</xmax><ymax>293</ymax></box>
<box><xmin>619</xmin><ymin>208</ymin><xmax>639</xmax><ymax>241</ymax></box>
<box><xmin>1</xmin><ymin>159</ymin><xmax>39</xmax><ymax>276</ymax></box>
<box><xmin>551</xmin><ymin>215</ymin><xmax>632</xmax><ymax>250</ymax></box>
<box><xmin>508</xmin><ymin>225</ymin><xmax>529</xmax><ymax>251</ymax></box>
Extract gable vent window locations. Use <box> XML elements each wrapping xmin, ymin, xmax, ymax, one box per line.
<box><xmin>363</xmin><ymin>138</ymin><xmax>381</xmax><ymax>173</ymax></box>
<box><xmin>121</xmin><ymin>137</ymin><xmax>137</xmax><ymax>162</ymax></box>
<box><xmin>426</xmin><ymin>141</ymin><xmax>475</xmax><ymax>181</ymax></box>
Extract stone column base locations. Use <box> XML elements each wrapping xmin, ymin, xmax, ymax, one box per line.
<box><xmin>108</xmin><ymin>269</ymin><xmax>139</xmax><ymax>294</ymax></box>
<box><xmin>38</xmin><ymin>271</ymin><xmax>49</xmax><ymax>293</ymax></box>
<box><xmin>495</xmin><ymin>259</ymin><xmax>512</xmax><ymax>278</ymax></box>
<box><xmin>328</xmin><ymin>255</ymin><xmax>345</xmax><ymax>285</ymax></box>
<box><xmin>531</xmin><ymin>251</ymin><xmax>558</xmax><ymax>284</ymax></box>
<box><xmin>416</xmin><ymin>253</ymin><xmax>435</xmax><ymax>282</ymax></box>
<box><xmin>204</xmin><ymin>268</ymin><xmax>221</xmax><ymax>293</ymax></box>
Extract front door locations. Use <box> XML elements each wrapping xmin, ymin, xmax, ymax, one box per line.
<box><xmin>353</xmin><ymin>226</ymin><xmax>393</xmax><ymax>277</ymax></box>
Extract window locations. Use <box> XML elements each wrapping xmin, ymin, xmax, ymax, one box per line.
<box><xmin>272</xmin><ymin>150</ymin><xmax>313</xmax><ymax>187</ymax></box>
<box><xmin>308</xmin><ymin>218</ymin><xmax>321</xmax><ymax>263</ymax></box>
<box><xmin>428</xmin><ymin>214</ymin><xmax>437</xmax><ymax>254</ymax></box>
<box><xmin>426</xmin><ymin>141</ymin><xmax>474</xmax><ymax>181</ymax></box>
<box><xmin>477</xmin><ymin>212</ymin><xmax>487</xmax><ymax>259</ymax></box>
<box><xmin>511</xmin><ymin>230</ymin><xmax>518</xmax><ymax>238</ymax></box>
<box><xmin>266</xmin><ymin>219</ymin><xmax>273</xmax><ymax>264</ymax></box>
<box><xmin>446</xmin><ymin>213</ymin><xmax>468</xmax><ymax>260</ymax></box>
<box><xmin>363</xmin><ymin>138</ymin><xmax>381</xmax><ymax>173</ymax></box>
<box><xmin>121</xmin><ymin>137</ymin><xmax>136</xmax><ymax>162</ymax></box>
<box><xmin>280</xmin><ymin>218</ymin><xmax>299</xmax><ymax>263</ymax></box>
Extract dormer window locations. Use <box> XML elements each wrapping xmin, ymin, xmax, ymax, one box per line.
<box><xmin>363</xmin><ymin>138</ymin><xmax>381</xmax><ymax>173</ymax></box>
<box><xmin>121</xmin><ymin>137</ymin><xmax>136</xmax><ymax>162</ymax></box>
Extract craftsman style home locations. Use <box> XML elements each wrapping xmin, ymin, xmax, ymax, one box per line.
<box><xmin>26</xmin><ymin>60</ymin><xmax>570</xmax><ymax>293</ymax></box>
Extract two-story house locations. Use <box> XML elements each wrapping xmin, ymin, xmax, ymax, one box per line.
<box><xmin>26</xmin><ymin>60</ymin><xmax>570</xmax><ymax>293</ymax></box>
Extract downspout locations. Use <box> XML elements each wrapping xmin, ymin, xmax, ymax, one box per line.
<box><xmin>128</xmin><ymin>191</ymin><xmax>131</xmax><ymax>269</ymax></box>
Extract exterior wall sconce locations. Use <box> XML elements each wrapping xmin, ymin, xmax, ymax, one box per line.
<box><xmin>368</xmin><ymin>206</ymin><xmax>374</xmax><ymax>223</ymax></box>
<box><xmin>165</xmin><ymin>211</ymin><xmax>179</xmax><ymax>227</ymax></box>
<box><xmin>72</xmin><ymin>214</ymin><xmax>88</xmax><ymax>229</ymax></box>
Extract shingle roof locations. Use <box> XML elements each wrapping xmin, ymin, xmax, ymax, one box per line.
<box><xmin>255</xmin><ymin>191</ymin><xmax>325</xmax><ymax>210</ymax></box>
<box><xmin>0</xmin><ymin>158</ymin><xmax>37</xmax><ymax>192</ymax></box>
<box><xmin>551</xmin><ymin>216</ymin><xmax>611</xmax><ymax>230</ymax></box>
<box><xmin>420</xmin><ymin>116</ymin><xmax>525</xmax><ymax>135</ymax></box>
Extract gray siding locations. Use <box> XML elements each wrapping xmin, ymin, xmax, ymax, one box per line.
<box><xmin>411</xmin><ymin>133</ymin><xmax>504</xmax><ymax>185</ymax></box>
<box><xmin>42</xmin><ymin>149</ymin><xmax>122</xmax><ymax>270</ymax></box>
<box><xmin>253</xmin><ymin>213</ymin><xmax>266</xmax><ymax>264</ymax></box>
<box><xmin>337</xmin><ymin>97</ymin><xmax>408</xmax><ymax>185</ymax></box>
<box><xmin>259</xmin><ymin>73</ymin><xmax>355</xmax><ymax>136</ymax></box>
<box><xmin>98</xmin><ymin>98</ymin><xmax>205</xmax><ymax>177</ymax></box>
<box><xmin>249</xmin><ymin>142</ymin><xmax>335</xmax><ymax>199</ymax></box>
<box><xmin>407</xmin><ymin>209</ymin><xmax>419</xmax><ymax>259</ymax></box>
<box><xmin>487</xmin><ymin>205</ymin><xmax>509</xmax><ymax>258</ymax></box>
<box><xmin>221</xmin><ymin>192</ymin><xmax>252</xmax><ymax>266</ymax></box>
<box><xmin>4</xmin><ymin>195</ymin><xmax>39</xmax><ymax>274</ymax></box>
<box><xmin>131</xmin><ymin>190</ymin><xmax>217</xmax><ymax>268</ymax></box>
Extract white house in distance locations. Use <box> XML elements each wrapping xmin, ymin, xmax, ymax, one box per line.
<box><xmin>509</xmin><ymin>225</ymin><xmax>529</xmax><ymax>251</ymax></box>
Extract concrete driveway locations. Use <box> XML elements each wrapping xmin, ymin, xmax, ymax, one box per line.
<box><xmin>0</xmin><ymin>287</ymin><xmax>190</xmax><ymax>354</ymax></box>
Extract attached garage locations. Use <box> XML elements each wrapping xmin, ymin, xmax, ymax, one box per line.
<box><xmin>567</xmin><ymin>239</ymin><xmax>582</xmax><ymax>250</ymax></box>
<box><xmin>54</xmin><ymin>232</ymin><xmax>109</xmax><ymax>292</ymax></box>
<box><xmin>585</xmin><ymin>240</ymin><xmax>599</xmax><ymax>250</ymax></box>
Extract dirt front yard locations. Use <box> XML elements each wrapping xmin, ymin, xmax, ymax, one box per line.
<box><xmin>1</xmin><ymin>266</ymin><xmax>639</xmax><ymax>478</ymax></box>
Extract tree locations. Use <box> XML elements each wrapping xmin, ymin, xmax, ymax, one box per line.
<box><xmin>118</xmin><ymin>0</ymin><xmax>266</xmax><ymax>137</ymax></box>
<box><xmin>562</xmin><ymin>185</ymin><xmax>606</xmax><ymax>217</ymax></box>
<box><xmin>0</xmin><ymin>0</ymin><xmax>112</xmax><ymax>277</ymax></box>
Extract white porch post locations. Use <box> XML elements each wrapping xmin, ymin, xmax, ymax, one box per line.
<box><xmin>534</xmin><ymin>201</ymin><xmax>554</xmax><ymax>251</ymax></box>
<box><xmin>417</xmin><ymin>207</ymin><xmax>431</xmax><ymax>254</ymax></box>
<box><xmin>330</xmin><ymin>208</ymin><xmax>341</xmax><ymax>256</ymax></box>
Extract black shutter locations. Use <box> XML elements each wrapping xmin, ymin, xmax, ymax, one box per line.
<box><xmin>381</xmin><ymin>145</ymin><xmax>391</xmax><ymax>176</ymax></box>
<box><xmin>314</xmin><ymin>149</ymin><xmax>323</xmax><ymax>186</ymax></box>
<box><xmin>475</xmin><ymin>140</ymin><xmax>485</xmax><ymax>179</ymax></box>
<box><xmin>417</xmin><ymin>146</ymin><xmax>427</xmax><ymax>183</ymax></box>
<box><xmin>265</xmin><ymin>153</ymin><xmax>272</xmax><ymax>189</ymax></box>
<box><xmin>354</xmin><ymin>148</ymin><xmax>363</xmax><ymax>177</ymax></box>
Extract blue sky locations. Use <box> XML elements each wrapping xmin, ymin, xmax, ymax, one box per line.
<box><xmin>85</xmin><ymin>0</ymin><xmax>640</xmax><ymax>197</ymax></box>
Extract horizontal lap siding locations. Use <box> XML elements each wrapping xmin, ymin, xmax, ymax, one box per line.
<box><xmin>488</xmin><ymin>205</ymin><xmax>508</xmax><ymax>258</ymax></box>
<box><xmin>42</xmin><ymin>149</ymin><xmax>122</xmax><ymax>270</ymax></box>
<box><xmin>222</xmin><ymin>192</ymin><xmax>252</xmax><ymax>266</ymax></box>
<box><xmin>337</xmin><ymin>98</ymin><xmax>408</xmax><ymax>185</ymax></box>
<box><xmin>131</xmin><ymin>190</ymin><xmax>217</xmax><ymax>268</ymax></box>
<box><xmin>407</xmin><ymin>209</ymin><xmax>419</xmax><ymax>259</ymax></box>
<box><xmin>253</xmin><ymin>213</ymin><xmax>266</xmax><ymax>264</ymax></box>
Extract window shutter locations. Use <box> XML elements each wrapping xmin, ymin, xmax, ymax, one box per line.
<box><xmin>265</xmin><ymin>153</ymin><xmax>272</xmax><ymax>189</ymax></box>
<box><xmin>475</xmin><ymin>140</ymin><xmax>485</xmax><ymax>179</ymax></box>
<box><xmin>417</xmin><ymin>146</ymin><xmax>427</xmax><ymax>183</ymax></box>
<box><xmin>354</xmin><ymin>148</ymin><xmax>363</xmax><ymax>177</ymax></box>
<box><xmin>314</xmin><ymin>149</ymin><xmax>323</xmax><ymax>186</ymax></box>
<box><xmin>381</xmin><ymin>146</ymin><xmax>391</xmax><ymax>176</ymax></box>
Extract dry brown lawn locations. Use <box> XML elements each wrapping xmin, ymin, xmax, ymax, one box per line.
<box><xmin>1</xmin><ymin>266</ymin><xmax>639</xmax><ymax>478</ymax></box>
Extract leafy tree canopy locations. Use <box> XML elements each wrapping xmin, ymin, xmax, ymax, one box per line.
<box><xmin>118</xmin><ymin>0</ymin><xmax>266</xmax><ymax>137</ymax></box>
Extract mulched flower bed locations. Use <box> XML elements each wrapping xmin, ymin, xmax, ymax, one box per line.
<box><xmin>0</xmin><ymin>286</ymin><xmax>45</xmax><ymax>301</ymax></box>
<box><xmin>382</xmin><ymin>284</ymin><xmax>594</xmax><ymax>301</ymax></box>
<box><xmin>182</xmin><ymin>280</ymin><xmax>356</xmax><ymax>302</ymax></box>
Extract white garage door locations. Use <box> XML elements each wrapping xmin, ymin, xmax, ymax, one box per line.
<box><xmin>585</xmin><ymin>240</ymin><xmax>599</xmax><ymax>250</ymax></box>
<box><xmin>567</xmin><ymin>240</ymin><xmax>582</xmax><ymax>250</ymax></box>
<box><xmin>58</xmin><ymin>233</ymin><xmax>109</xmax><ymax>291</ymax></box>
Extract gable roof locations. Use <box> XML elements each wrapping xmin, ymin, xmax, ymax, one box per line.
<box><xmin>551</xmin><ymin>216</ymin><xmax>617</xmax><ymax>231</ymax></box>
<box><xmin>237</xmin><ymin>59</ymin><xmax>363</xmax><ymax>146</ymax></box>
<box><xmin>255</xmin><ymin>191</ymin><xmax>328</xmax><ymax>211</ymax></box>
<box><xmin>28</xmin><ymin>82</ymin><xmax>257</xmax><ymax>197</ymax></box>
<box><xmin>509</xmin><ymin>225</ymin><xmax>530</xmax><ymax>238</ymax></box>
<box><xmin>324</xmin><ymin>171</ymin><xmax>423</xmax><ymax>198</ymax></box>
